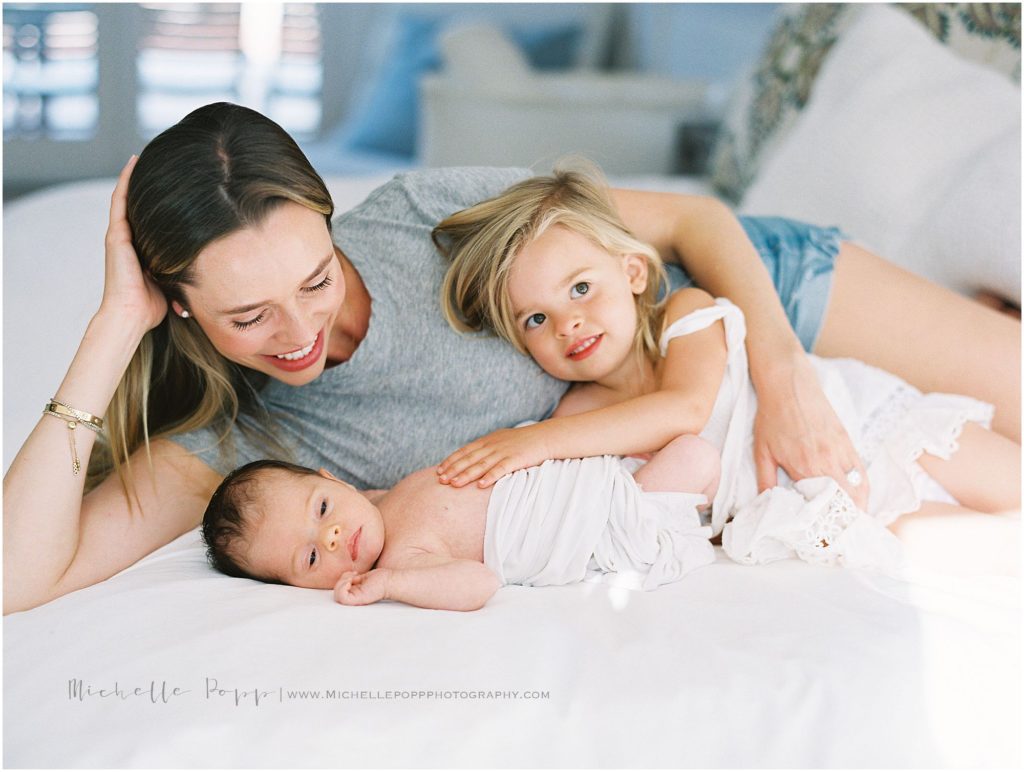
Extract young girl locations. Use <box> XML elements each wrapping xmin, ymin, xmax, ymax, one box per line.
<box><xmin>432</xmin><ymin>169</ymin><xmax>1020</xmax><ymax>566</ymax></box>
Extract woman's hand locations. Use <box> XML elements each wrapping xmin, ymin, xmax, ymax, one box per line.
<box><xmin>98</xmin><ymin>155</ymin><xmax>168</xmax><ymax>333</ymax></box>
<box><xmin>334</xmin><ymin>569</ymin><xmax>390</xmax><ymax>606</ymax></box>
<box><xmin>753</xmin><ymin>357</ymin><xmax>869</xmax><ymax>509</ymax></box>
<box><xmin>437</xmin><ymin>424</ymin><xmax>554</xmax><ymax>488</ymax></box>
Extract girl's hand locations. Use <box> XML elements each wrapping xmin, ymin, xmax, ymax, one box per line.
<box><xmin>753</xmin><ymin>359</ymin><xmax>869</xmax><ymax>509</ymax></box>
<box><xmin>334</xmin><ymin>569</ymin><xmax>390</xmax><ymax>606</ymax></box>
<box><xmin>98</xmin><ymin>156</ymin><xmax>168</xmax><ymax>333</ymax></box>
<box><xmin>437</xmin><ymin>424</ymin><xmax>554</xmax><ymax>488</ymax></box>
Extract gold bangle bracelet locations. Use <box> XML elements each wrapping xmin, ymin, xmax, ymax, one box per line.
<box><xmin>44</xmin><ymin>400</ymin><xmax>103</xmax><ymax>432</ymax></box>
<box><xmin>42</xmin><ymin>399</ymin><xmax>104</xmax><ymax>476</ymax></box>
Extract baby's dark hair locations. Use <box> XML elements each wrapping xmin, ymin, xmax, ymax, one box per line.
<box><xmin>201</xmin><ymin>458</ymin><xmax>319</xmax><ymax>583</ymax></box>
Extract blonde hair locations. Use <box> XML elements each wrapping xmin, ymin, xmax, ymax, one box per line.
<box><xmin>88</xmin><ymin>103</ymin><xmax>334</xmax><ymax>506</ymax></box>
<box><xmin>434</xmin><ymin>164</ymin><xmax>668</xmax><ymax>363</ymax></box>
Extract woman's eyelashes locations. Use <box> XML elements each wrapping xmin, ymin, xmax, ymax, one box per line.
<box><xmin>302</xmin><ymin>275</ymin><xmax>334</xmax><ymax>295</ymax></box>
<box><xmin>233</xmin><ymin>313</ymin><xmax>265</xmax><ymax>331</ymax></box>
<box><xmin>230</xmin><ymin>273</ymin><xmax>334</xmax><ymax>330</ymax></box>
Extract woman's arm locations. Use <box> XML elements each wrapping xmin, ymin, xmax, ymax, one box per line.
<box><xmin>3</xmin><ymin>158</ymin><xmax>219</xmax><ymax>614</ymax></box>
<box><xmin>610</xmin><ymin>190</ymin><xmax>868</xmax><ymax>507</ymax></box>
<box><xmin>437</xmin><ymin>289</ymin><xmax>727</xmax><ymax>488</ymax></box>
<box><xmin>3</xmin><ymin>312</ymin><xmax>221</xmax><ymax>613</ymax></box>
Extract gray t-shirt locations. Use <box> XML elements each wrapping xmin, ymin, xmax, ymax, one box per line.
<box><xmin>170</xmin><ymin>167</ymin><xmax>568</xmax><ymax>489</ymax></box>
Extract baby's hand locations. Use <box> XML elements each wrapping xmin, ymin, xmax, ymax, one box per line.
<box><xmin>333</xmin><ymin>569</ymin><xmax>389</xmax><ymax>606</ymax></box>
<box><xmin>436</xmin><ymin>424</ymin><xmax>553</xmax><ymax>488</ymax></box>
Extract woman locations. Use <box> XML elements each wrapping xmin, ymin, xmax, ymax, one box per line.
<box><xmin>4</xmin><ymin>103</ymin><xmax>1018</xmax><ymax>613</ymax></box>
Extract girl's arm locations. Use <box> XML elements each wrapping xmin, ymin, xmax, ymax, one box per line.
<box><xmin>438</xmin><ymin>289</ymin><xmax>727</xmax><ymax>488</ymax></box>
<box><xmin>334</xmin><ymin>555</ymin><xmax>501</xmax><ymax>611</ymax></box>
<box><xmin>3</xmin><ymin>158</ymin><xmax>221</xmax><ymax>614</ymax></box>
<box><xmin>609</xmin><ymin>190</ymin><xmax>868</xmax><ymax>507</ymax></box>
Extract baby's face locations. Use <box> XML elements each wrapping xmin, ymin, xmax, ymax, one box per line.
<box><xmin>508</xmin><ymin>224</ymin><xmax>648</xmax><ymax>384</ymax></box>
<box><xmin>244</xmin><ymin>468</ymin><xmax>385</xmax><ymax>589</ymax></box>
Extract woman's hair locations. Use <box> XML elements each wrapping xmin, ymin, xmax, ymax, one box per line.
<box><xmin>90</xmin><ymin>102</ymin><xmax>334</xmax><ymax>504</ymax></box>
<box><xmin>433</xmin><ymin>164</ymin><xmax>668</xmax><ymax>363</ymax></box>
<box><xmin>201</xmin><ymin>458</ymin><xmax>318</xmax><ymax>583</ymax></box>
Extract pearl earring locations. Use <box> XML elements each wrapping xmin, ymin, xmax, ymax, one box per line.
<box><xmin>179</xmin><ymin>310</ymin><xmax>191</xmax><ymax>319</ymax></box>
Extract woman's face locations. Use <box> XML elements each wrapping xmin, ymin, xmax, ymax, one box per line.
<box><xmin>179</xmin><ymin>201</ymin><xmax>345</xmax><ymax>386</ymax></box>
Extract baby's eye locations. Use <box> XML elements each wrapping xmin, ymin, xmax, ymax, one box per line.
<box><xmin>309</xmin><ymin>548</ymin><xmax>318</xmax><ymax>568</ymax></box>
<box><xmin>570</xmin><ymin>282</ymin><xmax>590</xmax><ymax>299</ymax></box>
<box><xmin>319</xmin><ymin>499</ymin><xmax>327</xmax><ymax>517</ymax></box>
<box><xmin>524</xmin><ymin>313</ymin><xmax>546</xmax><ymax>330</ymax></box>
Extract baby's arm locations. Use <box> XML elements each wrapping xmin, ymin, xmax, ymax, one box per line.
<box><xmin>334</xmin><ymin>551</ymin><xmax>500</xmax><ymax>611</ymax></box>
<box><xmin>438</xmin><ymin>288</ymin><xmax>728</xmax><ymax>487</ymax></box>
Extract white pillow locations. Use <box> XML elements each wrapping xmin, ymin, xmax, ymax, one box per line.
<box><xmin>740</xmin><ymin>4</ymin><xmax>1021</xmax><ymax>303</ymax></box>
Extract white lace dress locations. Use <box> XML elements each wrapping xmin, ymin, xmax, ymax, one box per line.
<box><xmin>660</xmin><ymin>299</ymin><xmax>994</xmax><ymax>572</ymax></box>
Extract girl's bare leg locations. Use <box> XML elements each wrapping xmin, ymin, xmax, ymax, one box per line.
<box><xmin>888</xmin><ymin>424</ymin><xmax>1020</xmax><ymax>577</ymax></box>
<box><xmin>915</xmin><ymin>422</ymin><xmax>1021</xmax><ymax>514</ymax></box>
<box><xmin>888</xmin><ymin>503</ymin><xmax>1020</xmax><ymax>578</ymax></box>
<box><xmin>815</xmin><ymin>243</ymin><xmax>1021</xmax><ymax>442</ymax></box>
<box><xmin>632</xmin><ymin>434</ymin><xmax>720</xmax><ymax>499</ymax></box>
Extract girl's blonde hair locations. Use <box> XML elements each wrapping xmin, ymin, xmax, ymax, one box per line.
<box><xmin>89</xmin><ymin>102</ymin><xmax>334</xmax><ymax>506</ymax></box>
<box><xmin>433</xmin><ymin>164</ymin><xmax>668</xmax><ymax>362</ymax></box>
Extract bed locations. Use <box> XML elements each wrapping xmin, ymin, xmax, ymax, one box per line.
<box><xmin>4</xmin><ymin>4</ymin><xmax>1020</xmax><ymax>767</ymax></box>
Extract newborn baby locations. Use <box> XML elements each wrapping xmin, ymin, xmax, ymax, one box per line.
<box><xmin>201</xmin><ymin>447</ymin><xmax>718</xmax><ymax>611</ymax></box>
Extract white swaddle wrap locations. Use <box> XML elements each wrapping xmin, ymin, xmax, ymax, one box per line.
<box><xmin>484</xmin><ymin>456</ymin><xmax>714</xmax><ymax>591</ymax></box>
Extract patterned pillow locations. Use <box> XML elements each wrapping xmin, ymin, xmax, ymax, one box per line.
<box><xmin>903</xmin><ymin>3</ymin><xmax>1021</xmax><ymax>79</ymax></box>
<box><xmin>709</xmin><ymin>2</ymin><xmax>1021</xmax><ymax>203</ymax></box>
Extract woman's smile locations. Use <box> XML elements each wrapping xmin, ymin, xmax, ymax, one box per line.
<box><xmin>260</xmin><ymin>329</ymin><xmax>326</xmax><ymax>372</ymax></box>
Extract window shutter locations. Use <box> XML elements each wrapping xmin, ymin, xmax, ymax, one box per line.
<box><xmin>137</xmin><ymin>2</ymin><xmax>321</xmax><ymax>138</ymax></box>
<box><xmin>3</xmin><ymin>4</ymin><xmax>100</xmax><ymax>139</ymax></box>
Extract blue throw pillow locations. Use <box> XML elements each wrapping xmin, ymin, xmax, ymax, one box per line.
<box><xmin>343</xmin><ymin>15</ymin><xmax>583</xmax><ymax>157</ymax></box>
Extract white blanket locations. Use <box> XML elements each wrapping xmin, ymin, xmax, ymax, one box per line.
<box><xmin>3</xmin><ymin>527</ymin><xmax>1019</xmax><ymax>767</ymax></box>
<box><xmin>485</xmin><ymin>456</ymin><xmax>713</xmax><ymax>590</ymax></box>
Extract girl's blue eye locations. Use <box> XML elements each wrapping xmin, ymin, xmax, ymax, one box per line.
<box><xmin>232</xmin><ymin>312</ymin><xmax>265</xmax><ymax>330</ymax></box>
<box><xmin>570</xmin><ymin>282</ymin><xmax>590</xmax><ymax>299</ymax></box>
<box><xmin>319</xmin><ymin>499</ymin><xmax>327</xmax><ymax>517</ymax></box>
<box><xmin>524</xmin><ymin>313</ymin><xmax>546</xmax><ymax>330</ymax></box>
<box><xmin>309</xmin><ymin>548</ymin><xmax>318</xmax><ymax>568</ymax></box>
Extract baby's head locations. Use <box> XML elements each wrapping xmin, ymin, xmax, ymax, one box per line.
<box><xmin>201</xmin><ymin>459</ymin><xmax>385</xmax><ymax>589</ymax></box>
<box><xmin>434</xmin><ymin>165</ymin><xmax>668</xmax><ymax>381</ymax></box>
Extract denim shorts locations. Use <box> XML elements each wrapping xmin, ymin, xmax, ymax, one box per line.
<box><xmin>664</xmin><ymin>216</ymin><xmax>846</xmax><ymax>352</ymax></box>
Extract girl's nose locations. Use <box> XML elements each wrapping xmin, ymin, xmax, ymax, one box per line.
<box><xmin>320</xmin><ymin>523</ymin><xmax>341</xmax><ymax>552</ymax></box>
<box><xmin>556</xmin><ymin>314</ymin><xmax>583</xmax><ymax>337</ymax></box>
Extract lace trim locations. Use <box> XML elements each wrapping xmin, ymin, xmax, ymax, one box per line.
<box><xmin>794</xmin><ymin>486</ymin><xmax>859</xmax><ymax>565</ymax></box>
<box><xmin>859</xmin><ymin>388</ymin><xmax>994</xmax><ymax>468</ymax></box>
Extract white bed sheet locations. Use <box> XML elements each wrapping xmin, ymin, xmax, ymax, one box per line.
<box><xmin>4</xmin><ymin>527</ymin><xmax>1019</xmax><ymax>767</ymax></box>
<box><xmin>3</xmin><ymin>171</ymin><xmax>1020</xmax><ymax>767</ymax></box>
